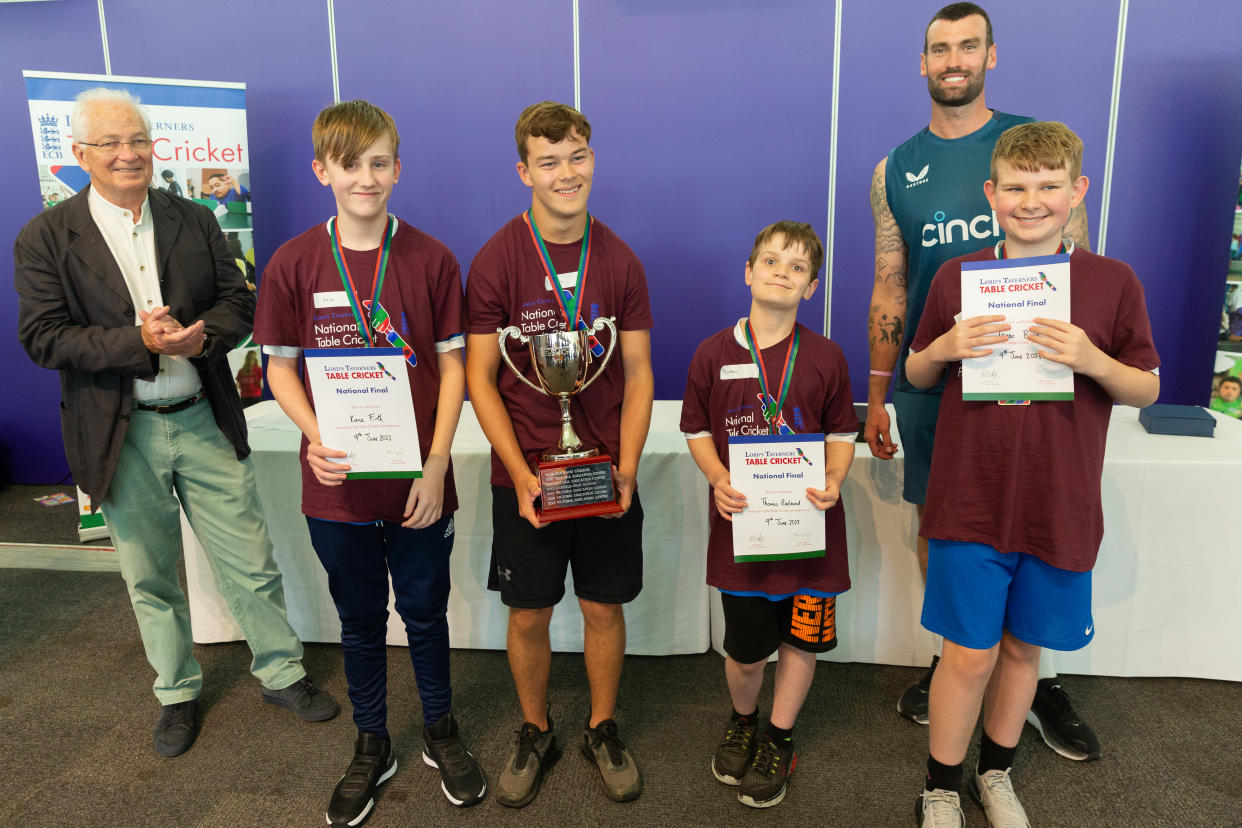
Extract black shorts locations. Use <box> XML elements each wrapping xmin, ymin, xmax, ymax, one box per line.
<box><xmin>721</xmin><ymin>592</ymin><xmax>838</xmax><ymax>663</ymax></box>
<box><xmin>488</xmin><ymin>485</ymin><xmax>644</xmax><ymax>609</ymax></box>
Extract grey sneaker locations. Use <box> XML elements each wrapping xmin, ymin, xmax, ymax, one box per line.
<box><xmin>711</xmin><ymin>713</ymin><xmax>758</xmax><ymax>785</ymax></box>
<box><xmin>969</xmin><ymin>768</ymin><xmax>1030</xmax><ymax>827</ymax></box>
<box><xmin>497</xmin><ymin>719</ymin><xmax>559</xmax><ymax>808</ymax></box>
<box><xmin>580</xmin><ymin>718</ymin><xmax>641</xmax><ymax>802</ymax></box>
<box><xmin>916</xmin><ymin>789</ymin><xmax>965</xmax><ymax>827</ymax></box>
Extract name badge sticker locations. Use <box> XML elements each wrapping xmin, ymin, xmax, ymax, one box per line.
<box><xmin>544</xmin><ymin>271</ymin><xmax>580</xmax><ymax>292</ymax></box>
<box><xmin>314</xmin><ymin>291</ymin><xmax>350</xmax><ymax>308</ymax></box>
<box><xmin>720</xmin><ymin>363</ymin><xmax>760</xmax><ymax>381</ymax></box>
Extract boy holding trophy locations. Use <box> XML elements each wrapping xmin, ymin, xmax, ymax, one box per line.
<box><xmin>465</xmin><ymin>101</ymin><xmax>654</xmax><ymax>807</ymax></box>
<box><xmin>680</xmin><ymin>221</ymin><xmax>857</xmax><ymax>809</ymax></box>
<box><xmin>255</xmin><ymin>100</ymin><xmax>486</xmax><ymax>824</ymax></box>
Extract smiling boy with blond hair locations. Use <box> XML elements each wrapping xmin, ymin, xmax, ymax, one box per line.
<box><xmin>906</xmin><ymin>121</ymin><xmax>1159</xmax><ymax>826</ymax></box>
<box><xmin>255</xmin><ymin>99</ymin><xmax>485</xmax><ymax>824</ymax></box>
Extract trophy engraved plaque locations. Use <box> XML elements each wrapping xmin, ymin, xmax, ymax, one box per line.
<box><xmin>498</xmin><ymin>317</ymin><xmax>623</xmax><ymax>521</ymax></box>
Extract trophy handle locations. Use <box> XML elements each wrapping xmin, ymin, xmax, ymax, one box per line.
<box><xmin>497</xmin><ymin>326</ymin><xmax>547</xmax><ymax>395</ymax></box>
<box><xmin>577</xmin><ymin>317</ymin><xmax>618</xmax><ymax>394</ymax></box>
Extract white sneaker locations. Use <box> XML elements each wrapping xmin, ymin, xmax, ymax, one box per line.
<box><xmin>916</xmin><ymin>788</ymin><xmax>965</xmax><ymax>827</ymax></box>
<box><xmin>969</xmin><ymin>768</ymin><xmax>1031</xmax><ymax>827</ymax></box>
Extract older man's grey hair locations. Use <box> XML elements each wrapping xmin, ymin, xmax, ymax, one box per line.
<box><xmin>72</xmin><ymin>88</ymin><xmax>151</xmax><ymax>144</ymax></box>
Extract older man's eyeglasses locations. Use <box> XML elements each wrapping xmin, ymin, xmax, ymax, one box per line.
<box><xmin>77</xmin><ymin>138</ymin><xmax>153</xmax><ymax>155</ymax></box>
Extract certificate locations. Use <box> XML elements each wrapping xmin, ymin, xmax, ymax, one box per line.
<box><xmin>960</xmin><ymin>254</ymin><xmax>1073</xmax><ymax>401</ymax></box>
<box><xmin>727</xmin><ymin>434</ymin><xmax>825</xmax><ymax>563</ymax></box>
<box><xmin>304</xmin><ymin>347</ymin><xmax>422</xmax><ymax>479</ymax></box>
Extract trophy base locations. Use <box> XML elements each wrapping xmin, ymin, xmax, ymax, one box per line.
<box><xmin>535</xmin><ymin>454</ymin><xmax>624</xmax><ymax>522</ymax></box>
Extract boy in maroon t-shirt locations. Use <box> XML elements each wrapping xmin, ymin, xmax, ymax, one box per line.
<box><xmin>680</xmin><ymin>221</ymin><xmax>856</xmax><ymax>809</ymax></box>
<box><xmin>464</xmin><ymin>101</ymin><xmax>654</xmax><ymax>808</ymax></box>
<box><xmin>254</xmin><ymin>100</ymin><xmax>486</xmax><ymax>824</ymax></box>
<box><xmin>906</xmin><ymin>122</ymin><xmax>1159</xmax><ymax>827</ymax></box>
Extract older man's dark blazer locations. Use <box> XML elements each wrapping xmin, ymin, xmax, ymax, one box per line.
<box><xmin>14</xmin><ymin>185</ymin><xmax>254</xmax><ymax>507</ymax></box>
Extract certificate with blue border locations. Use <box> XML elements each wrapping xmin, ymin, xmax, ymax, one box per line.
<box><xmin>304</xmin><ymin>347</ymin><xmax>422</xmax><ymax>479</ymax></box>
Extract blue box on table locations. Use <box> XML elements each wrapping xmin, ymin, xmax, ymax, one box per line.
<box><xmin>1138</xmin><ymin>404</ymin><xmax>1215</xmax><ymax>437</ymax></box>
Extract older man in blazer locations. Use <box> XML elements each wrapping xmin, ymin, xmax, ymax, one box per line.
<box><xmin>14</xmin><ymin>89</ymin><xmax>337</xmax><ymax>758</ymax></box>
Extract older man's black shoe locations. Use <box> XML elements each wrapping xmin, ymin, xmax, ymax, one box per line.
<box><xmin>261</xmin><ymin>676</ymin><xmax>340</xmax><ymax>722</ymax></box>
<box><xmin>153</xmin><ymin>698</ymin><xmax>201</xmax><ymax>757</ymax></box>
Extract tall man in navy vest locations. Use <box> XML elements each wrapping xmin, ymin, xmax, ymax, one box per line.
<box><xmin>865</xmin><ymin>3</ymin><xmax>1099</xmax><ymax>761</ymax></box>
<box><xmin>14</xmin><ymin>89</ymin><xmax>338</xmax><ymax>758</ymax></box>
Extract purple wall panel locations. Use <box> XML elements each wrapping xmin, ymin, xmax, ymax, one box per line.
<box><xmin>102</xmin><ymin>0</ymin><xmax>335</xmax><ymax>272</ymax></box>
<box><xmin>2</xmin><ymin>0</ymin><xmax>1240</xmax><ymax>484</ymax></box>
<box><xmin>830</xmin><ymin>0</ymin><xmax>1118</xmax><ymax>404</ymax></box>
<box><xmin>0</xmin><ymin>4</ymin><xmax>108</xmax><ymax>484</ymax></box>
<box><xmin>1104</xmin><ymin>1</ymin><xmax>1242</xmax><ymax>404</ymax></box>
<box><xmin>333</xmin><ymin>0</ymin><xmax>572</xmax><ymax>275</ymax></box>
<box><xmin>580</xmin><ymin>1</ymin><xmax>835</xmax><ymax>400</ymax></box>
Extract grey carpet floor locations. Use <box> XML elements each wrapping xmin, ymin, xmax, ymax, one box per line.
<box><xmin>1</xmin><ymin>566</ymin><xmax>1240</xmax><ymax>827</ymax></box>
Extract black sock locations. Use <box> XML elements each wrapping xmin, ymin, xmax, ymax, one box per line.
<box><xmin>764</xmin><ymin>722</ymin><xmax>793</xmax><ymax>745</ymax></box>
<box><xmin>977</xmin><ymin>730</ymin><xmax>1018</xmax><ymax>775</ymax></box>
<box><xmin>732</xmin><ymin>707</ymin><xmax>758</xmax><ymax>726</ymax></box>
<box><xmin>926</xmin><ymin>754</ymin><xmax>963</xmax><ymax>792</ymax></box>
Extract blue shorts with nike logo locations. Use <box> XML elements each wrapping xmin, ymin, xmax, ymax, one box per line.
<box><xmin>921</xmin><ymin>539</ymin><xmax>1094</xmax><ymax>651</ymax></box>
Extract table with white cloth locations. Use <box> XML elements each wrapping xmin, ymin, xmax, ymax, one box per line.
<box><xmin>184</xmin><ymin>401</ymin><xmax>1242</xmax><ymax>681</ymax></box>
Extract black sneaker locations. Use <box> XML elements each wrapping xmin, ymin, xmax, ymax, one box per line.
<box><xmin>1026</xmin><ymin>678</ymin><xmax>1101</xmax><ymax>761</ymax></box>
<box><xmin>898</xmin><ymin>655</ymin><xmax>939</xmax><ymax>725</ymax></box>
<box><xmin>327</xmin><ymin>732</ymin><xmax>396</xmax><ymax>827</ymax></box>
<box><xmin>153</xmin><ymin>698</ymin><xmax>201</xmax><ymax>758</ymax></box>
<box><xmin>421</xmin><ymin>712</ymin><xmax>487</xmax><ymax>806</ymax></box>
<box><xmin>580</xmin><ymin>718</ymin><xmax>642</xmax><ymax>802</ymax></box>
<box><xmin>738</xmin><ymin>733</ymin><xmax>796</xmax><ymax>808</ymax></box>
<box><xmin>711</xmin><ymin>712</ymin><xmax>758</xmax><ymax>786</ymax></box>
<box><xmin>261</xmin><ymin>676</ymin><xmax>341</xmax><ymax>722</ymax></box>
<box><xmin>497</xmin><ymin>718</ymin><xmax>560</xmax><ymax>808</ymax></box>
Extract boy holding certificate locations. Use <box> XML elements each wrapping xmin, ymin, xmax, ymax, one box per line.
<box><xmin>680</xmin><ymin>221</ymin><xmax>858</xmax><ymax>809</ymax></box>
<box><xmin>254</xmin><ymin>101</ymin><xmax>486</xmax><ymax>824</ymax></box>
<box><xmin>905</xmin><ymin>122</ymin><xmax>1159</xmax><ymax>827</ymax></box>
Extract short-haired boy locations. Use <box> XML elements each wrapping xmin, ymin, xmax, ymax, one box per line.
<box><xmin>1211</xmin><ymin>375</ymin><xmax>1241</xmax><ymax>418</ymax></box>
<box><xmin>905</xmin><ymin>121</ymin><xmax>1160</xmax><ymax>827</ymax></box>
<box><xmin>465</xmin><ymin>101</ymin><xmax>654</xmax><ymax>807</ymax></box>
<box><xmin>680</xmin><ymin>221</ymin><xmax>857</xmax><ymax>808</ymax></box>
<box><xmin>254</xmin><ymin>100</ymin><xmax>486</xmax><ymax>824</ymax></box>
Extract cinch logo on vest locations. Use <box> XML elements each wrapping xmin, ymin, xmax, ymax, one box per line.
<box><xmin>921</xmin><ymin>210</ymin><xmax>999</xmax><ymax>248</ymax></box>
<box><xmin>904</xmin><ymin>164</ymin><xmax>930</xmax><ymax>188</ymax></box>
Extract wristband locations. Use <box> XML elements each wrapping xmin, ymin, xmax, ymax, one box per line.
<box><xmin>869</xmin><ymin>369</ymin><xmax>893</xmax><ymax>377</ymax></box>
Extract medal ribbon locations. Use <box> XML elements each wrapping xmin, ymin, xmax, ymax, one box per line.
<box><xmin>996</xmin><ymin>239</ymin><xmax>1067</xmax><ymax>259</ymax></box>
<box><xmin>743</xmin><ymin>320</ymin><xmax>800</xmax><ymax>435</ymax></box>
<box><xmin>523</xmin><ymin>209</ymin><xmax>592</xmax><ymax>330</ymax></box>
<box><xmin>329</xmin><ymin>214</ymin><xmax>395</xmax><ymax>346</ymax></box>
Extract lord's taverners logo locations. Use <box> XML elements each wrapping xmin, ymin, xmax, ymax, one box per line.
<box><xmin>905</xmin><ymin>164</ymin><xmax>930</xmax><ymax>188</ymax></box>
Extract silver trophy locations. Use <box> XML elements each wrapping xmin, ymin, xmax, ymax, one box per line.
<box><xmin>498</xmin><ymin>317</ymin><xmax>618</xmax><ymax>461</ymax></box>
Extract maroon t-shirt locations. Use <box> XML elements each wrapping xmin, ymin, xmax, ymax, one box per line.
<box><xmin>680</xmin><ymin>320</ymin><xmax>857</xmax><ymax>596</ymax></box>
<box><xmin>254</xmin><ymin>219</ymin><xmax>464</xmax><ymax>522</ymax></box>
<box><xmin>912</xmin><ymin>247</ymin><xmax>1160</xmax><ymax>571</ymax></box>
<box><xmin>466</xmin><ymin>214</ymin><xmax>653</xmax><ymax>486</ymax></box>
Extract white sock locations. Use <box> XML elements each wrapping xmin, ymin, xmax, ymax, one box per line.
<box><xmin>1037</xmin><ymin>647</ymin><xmax>1057</xmax><ymax>681</ymax></box>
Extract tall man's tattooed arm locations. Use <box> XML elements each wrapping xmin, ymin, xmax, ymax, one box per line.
<box><xmin>1064</xmin><ymin>203</ymin><xmax>1091</xmax><ymax>251</ymax></box>
<box><xmin>866</xmin><ymin>157</ymin><xmax>908</xmax><ymax>460</ymax></box>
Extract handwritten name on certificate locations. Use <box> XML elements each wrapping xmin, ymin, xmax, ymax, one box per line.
<box><xmin>960</xmin><ymin>254</ymin><xmax>1073</xmax><ymax>401</ymax></box>
<box><xmin>727</xmin><ymin>434</ymin><xmax>825</xmax><ymax>563</ymax></box>
<box><xmin>304</xmin><ymin>347</ymin><xmax>422</xmax><ymax>479</ymax></box>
